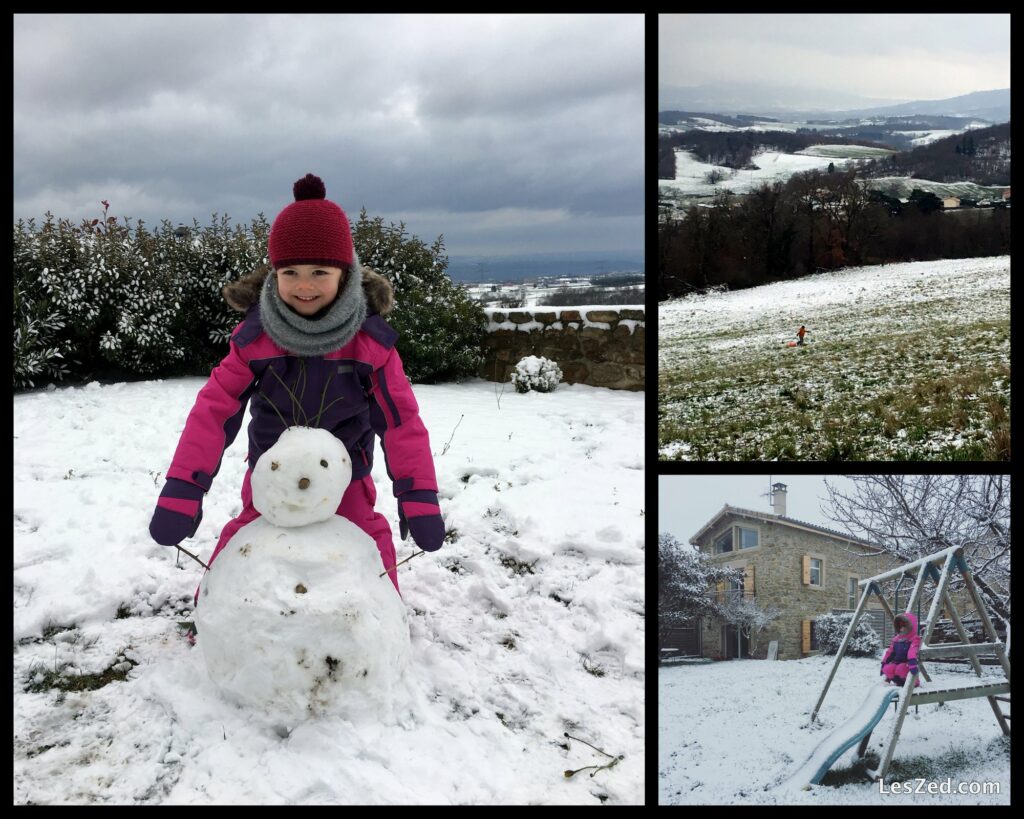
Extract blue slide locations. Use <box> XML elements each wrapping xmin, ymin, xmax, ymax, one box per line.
<box><xmin>776</xmin><ymin>684</ymin><xmax>899</xmax><ymax>790</ymax></box>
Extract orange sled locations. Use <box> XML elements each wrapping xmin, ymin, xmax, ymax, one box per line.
<box><xmin>785</xmin><ymin>341</ymin><xmax>798</xmax><ymax>347</ymax></box>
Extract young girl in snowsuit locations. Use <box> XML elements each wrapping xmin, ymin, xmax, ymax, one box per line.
<box><xmin>880</xmin><ymin>612</ymin><xmax>921</xmax><ymax>687</ymax></box>
<box><xmin>148</xmin><ymin>173</ymin><xmax>445</xmax><ymax>604</ymax></box>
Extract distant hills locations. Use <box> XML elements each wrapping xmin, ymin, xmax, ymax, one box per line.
<box><xmin>658</xmin><ymin>84</ymin><xmax>1009</xmax><ymax>123</ymax></box>
<box><xmin>860</xmin><ymin>121</ymin><xmax>1010</xmax><ymax>186</ymax></box>
<box><xmin>446</xmin><ymin>251</ymin><xmax>645</xmax><ymax>283</ymax></box>
<box><xmin>836</xmin><ymin>88</ymin><xmax>1009</xmax><ymax>123</ymax></box>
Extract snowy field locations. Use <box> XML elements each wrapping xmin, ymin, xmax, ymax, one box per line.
<box><xmin>660</xmin><ymin>656</ymin><xmax>1010</xmax><ymax>805</ymax></box>
<box><xmin>865</xmin><ymin>176</ymin><xmax>1010</xmax><ymax>203</ymax></box>
<box><xmin>659</xmin><ymin>256</ymin><xmax>1010</xmax><ymax>461</ymax></box>
<box><xmin>659</xmin><ymin>145</ymin><xmax>891</xmax><ymax>206</ymax></box>
<box><xmin>659</xmin><ymin>149</ymin><xmax>852</xmax><ymax>200</ymax></box>
<box><xmin>466</xmin><ymin>281</ymin><xmax>645</xmax><ymax>308</ymax></box>
<box><xmin>14</xmin><ymin>378</ymin><xmax>645</xmax><ymax>804</ymax></box>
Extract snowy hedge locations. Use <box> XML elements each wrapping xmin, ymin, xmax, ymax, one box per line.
<box><xmin>13</xmin><ymin>210</ymin><xmax>268</xmax><ymax>388</ymax></box>
<box><xmin>814</xmin><ymin>612</ymin><xmax>881</xmax><ymax>657</ymax></box>
<box><xmin>13</xmin><ymin>207</ymin><xmax>487</xmax><ymax>389</ymax></box>
<box><xmin>351</xmin><ymin>210</ymin><xmax>486</xmax><ymax>384</ymax></box>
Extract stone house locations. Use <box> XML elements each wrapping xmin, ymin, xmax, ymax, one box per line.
<box><xmin>684</xmin><ymin>484</ymin><xmax>978</xmax><ymax>661</ymax></box>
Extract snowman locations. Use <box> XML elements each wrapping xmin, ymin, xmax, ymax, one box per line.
<box><xmin>194</xmin><ymin>426</ymin><xmax>412</xmax><ymax>727</ymax></box>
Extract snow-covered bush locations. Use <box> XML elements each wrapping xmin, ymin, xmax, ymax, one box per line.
<box><xmin>510</xmin><ymin>355</ymin><xmax>563</xmax><ymax>393</ymax></box>
<box><xmin>351</xmin><ymin>210</ymin><xmax>486</xmax><ymax>383</ymax></box>
<box><xmin>815</xmin><ymin>612</ymin><xmax>881</xmax><ymax>656</ymax></box>
<box><xmin>12</xmin><ymin>209</ymin><xmax>269</xmax><ymax>388</ymax></box>
<box><xmin>160</xmin><ymin>214</ymin><xmax>269</xmax><ymax>374</ymax></box>
<box><xmin>13</xmin><ymin>221</ymin><xmax>72</xmax><ymax>388</ymax></box>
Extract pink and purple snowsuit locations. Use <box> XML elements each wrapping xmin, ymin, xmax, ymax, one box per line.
<box><xmin>162</xmin><ymin>306</ymin><xmax>438</xmax><ymax>601</ymax></box>
<box><xmin>881</xmin><ymin>612</ymin><xmax>921</xmax><ymax>687</ymax></box>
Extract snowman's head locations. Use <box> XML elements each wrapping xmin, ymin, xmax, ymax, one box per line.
<box><xmin>251</xmin><ymin>426</ymin><xmax>352</xmax><ymax>527</ymax></box>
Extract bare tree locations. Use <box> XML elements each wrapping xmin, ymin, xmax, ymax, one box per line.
<box><xmin>822</xmin><ymin>476</ymin><xmax>1010</xmax><ymax>644</ymax></box>
<box><xmin>718</xmin><ymin>595</ymin><xmax>781</xmax><ymax>657</ymax></box>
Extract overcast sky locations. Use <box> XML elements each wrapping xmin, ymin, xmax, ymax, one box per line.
<box><xmin>660</xmin><ymin>14</ymin><xmax>1009</xmax><ymax>102</ymax></box>
<box><xmin>13</xmin><ymin>14</ymin><xmax>644</xmax><ymax>258</ymax></box>
<box><xmin>659</xmin><ymin>474</ymin><xmax>862</xmax><ymax>548</ymax></box>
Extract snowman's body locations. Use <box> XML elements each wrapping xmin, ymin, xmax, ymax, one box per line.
<box><xmin>195</xmin><ymin>427</ymin><xmax>411</xmax><ymax>725</ymax></box>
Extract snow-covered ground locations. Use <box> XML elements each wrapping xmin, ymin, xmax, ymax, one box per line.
<box><xmin>14</xmin><ymin>377</ymin><xmax>645</xmax><ymax>804</ymax></box>
<box><xmin>865</xmin><ymin>176</ymin><xmax>1010</xmax><ymax>202</ymax></box>
<box><xmin>660</xmin><ymin>149</ymin><xmax>852</xmax><ymax>199</ymax></box>
<box><xmin>660</xmin><ymin>145</ymin><xmax>893</xmax><ymax>202</ymax></box>
<box><xmin>659</xmin><ymin>256</ymin><xmax>1011</xmax><ymax>460</ymax></box>
<box><xmin>660</xmin><ymin>656</ymin><xmax>1010</xmax><ymax>804</ymax></box>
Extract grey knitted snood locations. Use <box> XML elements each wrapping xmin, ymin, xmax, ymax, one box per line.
<box><xmin>259</xmin><ymin>262</ymin><xmax>367</xmax><ymax>357</ymax></box>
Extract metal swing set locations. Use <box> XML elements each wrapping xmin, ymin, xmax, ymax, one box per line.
<box><xmin>810</xmin><ymin>546</ymin><xmax>1011</xmax><ymax>782</ymax></box>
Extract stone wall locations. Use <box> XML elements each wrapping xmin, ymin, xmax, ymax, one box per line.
<box><xmin>480</xmin><ymin>306</ymin><xmax>645</xmax><ymax>391</ymax></box>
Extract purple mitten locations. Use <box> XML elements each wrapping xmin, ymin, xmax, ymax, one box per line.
<box><xmin>150</xmin><ymin>478</ymin><xmax>205</xmax><ymax>546</ymax></box>
<box><xmin>397</xmin><ymin>490</ymin><xmax>444</xmax><ymax>552</ymax></box>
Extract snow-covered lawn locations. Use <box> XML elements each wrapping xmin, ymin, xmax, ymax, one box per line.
<box><xmin>14</xmin><ymin>378</ymin><xmax>645</xmax><ymax>804</ymax></box>
<box><xmin>659</xmin><ymin>256</ymin><xmax>1010</xmax><ymax>461</ymax></box>
<box><xmin>660</xmin><ymin>656</ymin><xmax>1010</xmax><ymax>805</ymax></box>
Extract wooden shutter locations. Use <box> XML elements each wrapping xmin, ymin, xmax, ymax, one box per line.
<box><xmin>716</xmin><ymin>579</ymin><xmax>725</xmax><ymax>604</ymax></box>
<box><xmin>744</xmin><ymin>564</ymin><xmax>755</xmax><ymax>597</ymax></box>
<box><xmin>802</xmin><ymin>620</ymin><xmax>811</xmax><ymax>653</ymax></box>
<box><xmin>802</xmin><ymin>555</ymin><xmax>810</xmax><ymax>585</ymax></box>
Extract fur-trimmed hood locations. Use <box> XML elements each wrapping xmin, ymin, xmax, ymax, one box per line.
<box><xmin>222</xmin><ymin>263</ymin><xmax>394</xmax><ymax>316</ymax></box>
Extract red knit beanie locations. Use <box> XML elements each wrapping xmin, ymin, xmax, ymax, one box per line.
<box><xmin>268</xmin><ymin>173</ymin><xmax>355</xmax><ymax>270</ymax></box>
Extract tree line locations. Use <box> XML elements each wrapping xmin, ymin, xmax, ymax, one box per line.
<box><xmin>659</xmin><ymin>168</ymin><xmax>1010</xmax><ymax>300</ymax></box>
<box><xmin>859</xmin><ymin>122</ymin><xmax>1009</xmax><ymax>185</ymax></box>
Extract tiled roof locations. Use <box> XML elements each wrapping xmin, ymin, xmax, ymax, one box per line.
<box><xmin>690</xmin><ymin>504</ymin><xmax>884</xmax><ymax>551</ymax></box>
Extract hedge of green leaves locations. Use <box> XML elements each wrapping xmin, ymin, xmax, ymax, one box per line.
<box><xmin>14</xmin><ymin>207</ymin><xmax>486</xmax><ymax>389</ymax></box>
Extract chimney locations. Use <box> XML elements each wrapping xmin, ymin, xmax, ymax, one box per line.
<box><xmin>771</xmin><ymin>482</ymin><xmax>787</xmax><ymax>517</ymax></box>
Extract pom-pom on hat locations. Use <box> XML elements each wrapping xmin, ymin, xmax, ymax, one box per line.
<box><xmin>268</xmin><ymin>173</ymin><xmax>355</xmax><ymax>270</ymax></box>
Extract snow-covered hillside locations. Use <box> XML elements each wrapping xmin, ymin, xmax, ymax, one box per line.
<box><xmin>14</xmin><ymin>378</ymin><xmax>644</xmax><ymax>804</ymax></box>
<box><xmin>659</xmin><ymin>256</ymin><xmax>1010</xmax><ymax>461</ymax></box>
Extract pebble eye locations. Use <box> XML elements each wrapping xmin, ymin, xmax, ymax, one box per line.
<box><xmin>271</xmin><ymin>462</ymin><xmax>279</xmax><ymax>471</ymax></box>
<box><xmin>320</xmin><ymin>459</ymin><xmax>328</xmax><ymax>468</ymax></box>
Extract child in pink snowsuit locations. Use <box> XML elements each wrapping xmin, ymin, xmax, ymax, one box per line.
<box><xmin>148</xmin><ymin>173</ymin><xmax>445</xmax><ymax>610</ymax></box>
<box><xmin>880</xmin><ymin>612</ymin><xmax>921</xmax><ymax>687</ymax></box>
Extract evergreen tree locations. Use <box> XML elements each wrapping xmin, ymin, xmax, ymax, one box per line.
<box><xmin>351</xmin><ymin>210</ymin><xmax>486</xmax><ymax>383</ymax></box>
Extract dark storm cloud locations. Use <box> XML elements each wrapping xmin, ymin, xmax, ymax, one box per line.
<box><xmin>13</xmin><ymin>14</ymin><xmax>643</xmax><ymax>256</ymax></box>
